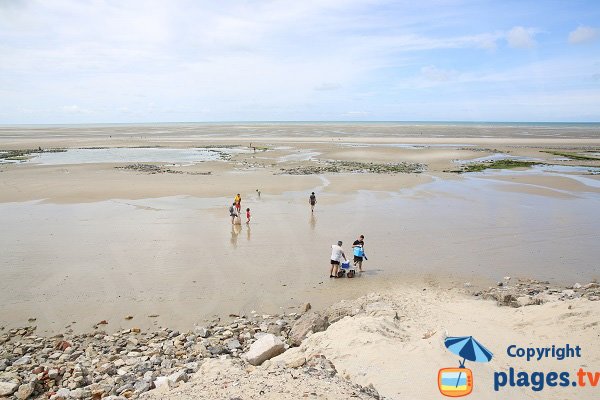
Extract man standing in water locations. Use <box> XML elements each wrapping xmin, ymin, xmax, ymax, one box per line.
<box><xmin>330</xmin><ymin>240</ymin><xmax>347</xmax><ymax>278</ymax></box>
<box><xmin>229</xmin><ymin>203</ymin><xmax>238</xmax><ymax>224</ymax></box>
<box><xmin>352</xmin><ymin>235</ymin><xmax>365</xmax><ymax>272</ymax></box>
<box><xmin>309</xmin><ymin>192</ymin><xmax>317</xmax><ymax>212</ymax></box>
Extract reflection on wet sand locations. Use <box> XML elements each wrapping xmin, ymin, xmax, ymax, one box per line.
<box><xmin>230</xmin><ymin>224</ymin><xmax>242</xmax><ymax>247</ymax></box>
<box><xmin>310</xmin><ymin>213</ymin><xmax>317</xmax><ymax>230</ymax></box>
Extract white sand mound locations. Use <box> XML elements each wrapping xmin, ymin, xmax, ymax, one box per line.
<box><xmin>274</xmin><ymin>288</ymin><xmax>600</xmax><ymax>400</ymax></box>
<box><xmin>143</xmin><ymin>286</ymin><xmax>599</xmax><ymax>400</ymax></box>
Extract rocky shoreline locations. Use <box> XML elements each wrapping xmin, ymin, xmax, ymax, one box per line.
<box><xmin>0</xmin><ymin>300</ymin><xmax>381</xmax><ymax>400</ymax></box>
<box><xmin>1</xmin><ymin>278</ymin><xmax>598</xmax><ymax>400</ymax></box>
<box><xmin>474</xmin><ymin>278</ymin><xmax>600</xmax><ymax>307</ymax></box>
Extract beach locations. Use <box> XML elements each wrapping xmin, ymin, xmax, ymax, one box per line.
<box><xmin>1</xmin><ymin>123</ymin><xmax>599</xmax><ymax>399</ymax></box>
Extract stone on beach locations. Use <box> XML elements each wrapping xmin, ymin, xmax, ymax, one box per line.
<box><xmin>15</xmin><ymin>383</ymin><xmax>35</xmax><ymax>399</ymax></box>
<box><xmin>289</xmin><ymin>311</ymin><xmax>329</xmax><ymax>346</ymax></box>
<box><xmin>153</xmin><ymin>376</ymin><xmax>175</xmax><ymax>391</ymax></box>
<box><xmin>0</xmin><ymin>381</ymin><xmax>19</xmax><ymax>396</ymax></box>
<box><xmin>243</xmin><ymin>334</ymin><xmax>285</xmax><ymax>366</ymax></box>
<box><xmin>12</xmin><ymin>355</ymin><xmax>32</xmax><ymax>366</ymax></box>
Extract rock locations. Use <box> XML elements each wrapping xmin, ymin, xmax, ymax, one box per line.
<box><xmin>497</xmin><ymin>282</ymin><xmax>503</xmax><ymax>287</ymax></box>
<box><xmin>516</xmin><ymin>296</ymin><xmax>532</xmax><ymax>307</ymax></box>
<box><xmin>225</xmin><ymin>339</ymin><xmax>241</xmax><ymax>351</ymax></box>
<box><xmin>113</xmin><ymin>359</ymin><xmax>126</xmax><ymax>368</ymax></box>
<box><xmin>584</xmin><ymin>282</ymin><xmax>599</xmax><ymax>289</ymax></box>
<box><xmin>285</xmin><ymin>356</ymin><xmax>306</xmax><ymax>368</ymax></box>
<box><xmin>13</xmin><ymin>355</ymin><xmax>32</xmax><ymax>366</ymax></box>
<box><xmin>133</xmin><ymin>380</ymin><xmax>151</xmax><ymax>394</ymax></box>
<box><xmin>153</xmin><ymin>376</ymin><xmax>174</xmax><ymax>391</ymax></box>
<box><xmin>288</xmin><ymin>311</ymin><xmax>329</xmax><ymax>346</ymax></box>
<box><xmin>0</xmin><ymin>381</ymin><xmax>19</xmax><ymax>396</ymax></box>
<box><xmin>116</xmin><ymin>383</ymin><xmax>133</xmax><ymax>395</ymax></box>
<box><xmin>243</xmin><ymin>334</ymin><xmax>285</xmax><ymax>366</ymax></box>
<box><xmin>572</xmin><ymin>283</ymin><xmax>582</xmax><ymax>289</ymax></box>
<box><xmin>168</xmin><ymin>370</ymin><xmax>189</xmax><ymax>383</ymax></box>
<box><xmin>70</xmin><ymin>388</ymin><xmax>89</xmax><ymax>399</ymax></box>
<box><xmin>53</xmin><ymin>388</ymin><xmax>71</xmax><ymax>399</ymax></box>
<box><xmin>15</xmin><ymin>383</ymin><xmax>34</xmax><ymax>400</ymax></box>
<box><xmin>55</xmin><ymin>340</ymin><xmax>71</xmax><ymax>351</ymax></box>
<box><xmin>194</xmin><ymin>326</ymin><xmax>210</xmax><ymax>338</ymax></box>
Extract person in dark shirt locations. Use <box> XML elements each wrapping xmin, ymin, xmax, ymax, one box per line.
<box><xmin>309</xmin><ymin>192</ymin><xmax>317</xmax><ymax>212</ymax></box>
<box><xmin>352</xmin><ymin>235</ymin><xmax>365</xmax><ymax>272</ymax></box>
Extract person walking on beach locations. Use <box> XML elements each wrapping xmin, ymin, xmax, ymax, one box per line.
<box><xmin>330</xmin><ymin>240</ymin><xmax>347</xmax><ymax>278</ymax></box>
<box><xmin>229</xmin><ymin>202</ymin><xmax>238</xmax><ymax>224</ymax></box>
<box><xmin>309</xmin><ymin>192</ymin><xmax>317</xmax><ymax>212</ymax></box>
<box><xmin>352</xmin><ymin>235</ymin><xmax>365</xmax><ymax>272</ymax></box>
<box><xmin>246</xmin><ymin>208</ymin><xmax>251</xmax><ymax>224</ymax></box>
<box><xmin>234</xmin><ymin>193</ymin><xmax>242</xmax><ymax>213</ymax></box>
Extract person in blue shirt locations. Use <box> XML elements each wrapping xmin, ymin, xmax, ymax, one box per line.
<box><xmin>352</xmin><ymin>235</ymin><xmax>365</xmax><ymax>272</ymax></box>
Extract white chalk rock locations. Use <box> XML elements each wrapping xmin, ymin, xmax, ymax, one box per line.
<box><xmin>243</xmin><ymin>333</ymin><xmax>285</xmax><ymax>366</ymax></box>
<box><xmin>0</xmin><ymin>381</ymin><xmax>19</xmax><ymax>396</ymax></box>
<box><xmin>153</xmin><ymin>376</ymin><xmax>174</xmax><ymax>391</ymax></box>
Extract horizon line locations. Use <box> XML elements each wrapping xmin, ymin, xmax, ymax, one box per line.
<box><xmin>1</xmin><ymin>120</ymin><xmax>600</xmax><ymax>127</ymax></box>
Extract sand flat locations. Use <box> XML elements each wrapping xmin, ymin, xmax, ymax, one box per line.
<box><xmin>1</xmin><ymin>124</ymin><xmax>600</xmax><ymax>334</ymax></box>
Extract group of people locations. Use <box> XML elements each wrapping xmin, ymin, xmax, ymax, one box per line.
<box><xmin>329</xmin><ymin>235</ymin><xmax>366</xmax><ymax>278</ymax></box>
<box><xmin>227</xmin><ymin>191</ymin><xmax>369</xmax><ymax>278</ymax></box>
<box><xmin>229</xmin><ymin>193</ymin><xmax>251</xmax><ymax>225</ymax></box>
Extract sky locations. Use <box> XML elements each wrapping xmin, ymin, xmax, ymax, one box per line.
<box><xmin>0</xmin><ymin>0</ymin><xmax>599</xmax><ymax>123</ymax></box>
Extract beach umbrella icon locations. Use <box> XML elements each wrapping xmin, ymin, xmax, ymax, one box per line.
<box><xmin>444</xmin><ymin>336</ymin><xmax>493</xmax><ymax>389</ymax></box>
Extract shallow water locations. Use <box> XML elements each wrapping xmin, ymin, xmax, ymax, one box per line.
<box><xmin>21</xmin><ymin>147</ymin><xmax>251</xmax><ymax>165</ymax></box>
<box><xmin>1</xmin><ymin>170</ymin><xmax>599</xmax><ymax>333</ymax></box>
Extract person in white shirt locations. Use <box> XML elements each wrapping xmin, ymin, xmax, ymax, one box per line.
<box><xmin>330</xmin><ymin>240</ymin><xmax>347</xmax><ymax>278</ymax></box>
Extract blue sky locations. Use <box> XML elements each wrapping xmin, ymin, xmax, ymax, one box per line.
<box><xmin>0</xmin><ymin>0</ymin><xmax>599</xmax><ymax>123</ymax></box>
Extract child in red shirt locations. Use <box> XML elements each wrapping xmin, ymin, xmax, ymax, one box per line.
<box><xmin>246</xmin><ymin>208</ymin><xmax>251</xmax><ymax>224</ymax></box>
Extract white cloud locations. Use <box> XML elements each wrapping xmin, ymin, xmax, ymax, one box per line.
<box><xmin>0</xmin><ymin>1</ymin><xmax>598</xmax><ymax>122</ymax></box>
<box><xmin>507</xmin><ymin>26</ymin><xmax>537</xmax><ymax>49</ymax></box>
<box><xmin>420</xmin><ymin>65</ymin><xmax>458</xmax><ymax>82</ymax></box>
<box><xmin>61</xmin><ymin>105</ymin><xmax>90</xmax><ymax>114</ymax></box>
<box><xmin>568</xmin><ymin>26</ymin><xmax>599</xmax><ymax>44</ymax></box>
<box><xmin>342</xmin><ymin>111</ymin><xmax>370</xmax><ymax>117</ymax></box>
<box><xmin>314</xmin><ymin>83</ymin><xmax>342</xmax><ymax>91</ymax></box>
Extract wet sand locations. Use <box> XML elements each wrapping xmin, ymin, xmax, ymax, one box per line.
<box><xmin>1</xmin><ymin>124</ymin><xmax>599</xmax><ymax>334</ymax></box>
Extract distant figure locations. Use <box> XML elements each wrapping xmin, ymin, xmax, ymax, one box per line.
<box><xmin>352</xmin><ymin>235</ymin><xmax>365</xmax><ymax>272</ymax></box>
<box><xmin>246</xmin><ymin>208</ymin><xmax>251</xmax><ymax>224</ymax></box>
<box><xmin>330</xmin><ymin>240</ymin><xmax>347</xmax><ymax>278</ymax></box>
<box><xmin>256</xmin><ymin>189</ymin><xmax>261</xmax><ymax>198</ymax></box>
<box><xmin>229</xmin><ymin>202</ymin><xmax>238</xmax><ymax>224</ymax></box>
<box><xmin>309</xmin><ymin>192</ymin><xmax>317</xmax><ymax>212</ymax></box>
<box><xmin>234</xmin><ymin>193</ymin><xmax>242</xmax><ymax>213</ymax></box>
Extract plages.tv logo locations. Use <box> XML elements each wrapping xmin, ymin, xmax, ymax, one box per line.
<box><xmin>438</xmin><ymin>336</ymin><xmax>493</xmax><ymax>397</ymax></box>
